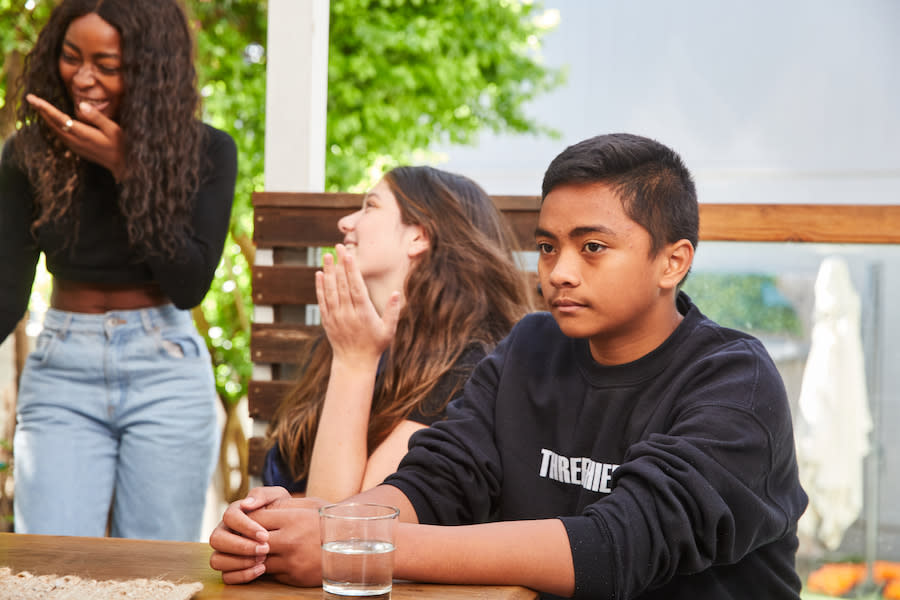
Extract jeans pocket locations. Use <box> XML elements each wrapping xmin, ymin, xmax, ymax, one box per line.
<box><xmin>158</xmin><ymin>333</ymin><xmax>206</xmax><ymax>359</ymax></box>
<box><xmin>28</xmin><ymin>329</ymin><xmax>61</xmax><ymax>366</ymax></box>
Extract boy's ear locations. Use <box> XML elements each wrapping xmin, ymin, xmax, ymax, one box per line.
<box><xmin>659</xmin><ymin>239</ymin><xmax>694</xmax><ymax>290</ymax></box>
<box><xmin>407</xmin><ymin>226</ymin><xmax>430</xmax><ymax>258</ymax></box>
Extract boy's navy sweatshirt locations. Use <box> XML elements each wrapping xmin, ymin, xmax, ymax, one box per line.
<box><xmin>386</xmin><ymin>293</ymin><xmax>808</xmax><ymax>599</ymax></box>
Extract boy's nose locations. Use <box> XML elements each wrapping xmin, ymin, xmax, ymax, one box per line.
<box><xmin>547</xmin><ymin>252</ymin><xmax>580</xmax><ymax>288</ymax></box>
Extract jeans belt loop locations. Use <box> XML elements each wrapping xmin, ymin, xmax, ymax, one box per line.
<box><xmin>58</xmin><ymin>312</ymin><xmax>73</xmax><ymax>340</ymax></box>
<box><xmin>140</xmin><ymin>308</ymin><xmax>155</xmax><ymax>333</ymax></box>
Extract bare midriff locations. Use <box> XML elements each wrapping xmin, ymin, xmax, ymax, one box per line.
<box><xmin>51</xmin><ymin>279</ymin><xmax>171</xmax><ymax>313</ymax></box>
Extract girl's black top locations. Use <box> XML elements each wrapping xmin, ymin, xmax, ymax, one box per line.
<box><xmin>0</xmin><ymin>123</ymin><xmax>238</xmax><ymax>341</ymax></box>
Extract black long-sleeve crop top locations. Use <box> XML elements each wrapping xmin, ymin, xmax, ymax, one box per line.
<box><xmin>0</xmin><ymin>123</ymin><xmax>238</xmax><ymax>342</ymax></box>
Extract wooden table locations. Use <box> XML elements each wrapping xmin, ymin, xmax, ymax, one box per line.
<box><xmin>0</xmin><ymin>533</ymin><xmax>537</xmax><ymax>599</ymax></box>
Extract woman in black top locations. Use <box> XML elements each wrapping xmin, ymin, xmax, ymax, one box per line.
<box><xmin>0</xmin><ymin>0</ymin><xmax>237</xmax><ymax>541</ymax></box>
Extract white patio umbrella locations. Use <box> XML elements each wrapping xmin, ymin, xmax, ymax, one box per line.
<box><xmin>796</xmin><ymin>256</ymin><xmax>872</xmax><ymax>551</ymax></box>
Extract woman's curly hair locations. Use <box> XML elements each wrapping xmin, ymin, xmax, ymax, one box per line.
<box><xmin>15</xmin><ymin>0</ymin><xmax>205</xmax><ymax>258</ymax></box>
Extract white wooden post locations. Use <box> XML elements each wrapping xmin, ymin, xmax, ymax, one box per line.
<box><xmin>263</xmin><ymin>0</ymin><xmax>329</xmax><ymax>193</ymax></box>
<box><xmin>253</xmin><ymin>0</ymin><xmax>330</xmax><ymax>466</ymax></box>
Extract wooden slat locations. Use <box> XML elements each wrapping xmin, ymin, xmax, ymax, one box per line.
<box><xmin>504</xmin><ymin>211</ymin><xmax>540</xmax><ymax>251</ymax></box>
<box><xmin>251</xmin><ymin>322</ymin><xmax>321</xmax><ymax>364</ymax></box>
<box><xmin>247</xmin><ymin>444</ymin><xmax>268</xmax><ymax>478</ymax></box>
<box><xmin>510</xmin><ymin>203</ymin><xmax>900</xmax><ymax>246</ymax></box>
<box><xmin>254</xmin><ymin>193</ymin><xmax>900</xmax><ymax>245</ymax></box>
<box><xmin>248</xmin><ymin>378</ymin><xmax>294</xmax><ymax>477</ymax></box>
<box><xmin>488</xmin><ymin>195</ymin><xmax>542</xmax><ymax>211</ymax></box>
<box><xmin>699</xmin><ymin>204</ymin><xmax>900</xmax><ymax>244</ymax></box>
<box><xmin>254</xmin><ymin>191</ymin><xmax>543</xmax><ymax>212</ymax></box>
<box><xmin>253</xmin><ymin>191</ymin><xmax>363</xmax><ymax>208</ymax></box>
<box><xmin>248</xmin><ymin>436</ymin><xmax>268</xmax><ymax>478</ymax></box>
<box><xmin>252</xmin><ymin>198</ymin><xmax>541</xmax><ymax>250</ymax></box>
<box><xmin>247</xmin><ymin>378</ymin><xmax>295</xmax><ymax>478</ymax></box>
<box><xmin>248</xmin><ymin>379</ymin><xmax>294</xmax><ymax>420</ymax></box>
<box><xmin>254</xmin><ymin>206</ymin><xmax>345</xmax><ymax>248</ymax></box>
<box><xmin>253</xmin><ymin>204</ymin><xmax>540</xmax><ymax>250</ymax></box>
<box><xmin>252</xmin><ymin>265</ymin><xmax>318</xmax><ymax>305</ymax></box>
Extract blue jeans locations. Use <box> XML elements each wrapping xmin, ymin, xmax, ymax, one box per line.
<box><xmin>13</xmin><ymin>305</ymin><xmax>219</xmax><ymax>541</ymax></box>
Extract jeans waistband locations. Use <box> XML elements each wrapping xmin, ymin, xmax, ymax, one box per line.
<box><xmin>41</xmin><ymin>304</ymin><xmax>192</xmax><ymax>335</ymax></box>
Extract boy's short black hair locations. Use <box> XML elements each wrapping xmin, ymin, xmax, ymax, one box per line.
<box><xmin>541</xmin><ymin>133</ymin><xmax>699</xmax><ymax>256</ymax></box>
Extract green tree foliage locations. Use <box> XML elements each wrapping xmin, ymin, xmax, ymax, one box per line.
<box><xmin>187</xmin><ymin>1</ymin><xmax>268</xmax><ymax>407</ymax></box>
<box><xmin>327</xmin><ymin>0</ymin><xmax>564</xmax><ymax>189</ymax></box>
<box><xmin>0</xmin><ymin>0</ymin><xmax>57</xmax><ymax>138</ymax></box>
<box><xmin>683</xmin><ymin>273</ymin><xmax>803</xmax><ymax>336</ymax></box>
<box><xmin>1</xmin><ymin>0</ymin><xmax>562</xmax><ymax>409</ymax></box>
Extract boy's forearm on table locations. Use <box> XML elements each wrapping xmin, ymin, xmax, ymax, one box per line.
<box><xmin>346</xmin><ymin>484</ymin><xmax>419</xmax><ymax>523</ymax></box>
<box><xmin>317</xmin><ymin>485</ymin><xmax>575</xmax><ymax>594</ymax></box>
<box><xmin>394</xmin><ymin>518</ymin><xmax>575</xmax><ymax>597</ymax></box>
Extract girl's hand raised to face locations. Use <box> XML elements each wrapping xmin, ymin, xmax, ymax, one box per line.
<box><xmin>316</xmin><ymin>243</ymin><xmax>402</xmax><ymax>365</ymax></box>
<box><xmin>26</xmin><ymin>93</ymin><xmax>126</xmax><ymax>181</ymax></box>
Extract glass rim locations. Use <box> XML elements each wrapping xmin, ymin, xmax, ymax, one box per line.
<box><xmin>318</xmin><ymin>502</ymin><xmax>400</xmax><ymax>520</ymax></box>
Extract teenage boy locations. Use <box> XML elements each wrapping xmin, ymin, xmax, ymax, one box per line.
<box><xmin>210</xmin><ymin>133</ymin><xmax>808</xmax><ymax>599</ymax></box>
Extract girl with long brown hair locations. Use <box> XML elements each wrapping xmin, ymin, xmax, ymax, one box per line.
<box><xmin>264</xmin><ymin>165</ymin><xmax>532</xmax><ymax>501</ymax></box>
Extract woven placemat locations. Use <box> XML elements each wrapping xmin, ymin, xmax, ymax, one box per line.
<box><xmin>0</xmin><ymin>567</ymin><xmax>203</xmax><ymax>599</ymax></box>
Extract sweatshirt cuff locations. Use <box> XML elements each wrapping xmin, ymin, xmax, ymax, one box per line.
<box><xmin>558</xmin><ymin>515</ymin><xmax>618</xmax><ymax>599</ymax></box>
<box><xmin>381</xmin><ymin>478</ymin><xmax>438</xmax><ymax>525</ymax></box>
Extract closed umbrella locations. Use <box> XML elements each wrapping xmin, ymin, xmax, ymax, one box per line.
<box><xmin>796</xmin><ymin>256</ymin><xmax>872</xmax><ymax>551</ymax></box>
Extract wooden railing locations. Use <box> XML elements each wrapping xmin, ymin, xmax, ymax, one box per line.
<box><xmin>248</xmin><ymin>193</ymin><xmax>900</xmax><ymax>478</ymax></box>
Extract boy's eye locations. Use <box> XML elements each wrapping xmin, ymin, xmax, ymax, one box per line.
<box><xmin>536</xmin><ymin>242</ymin><xmax>554</xmax><ymax>254</ymax></box>
<box><xmin>583</xmin><ymin>241</ymin><xmax>605</xmax><ymax>254</ymax></box>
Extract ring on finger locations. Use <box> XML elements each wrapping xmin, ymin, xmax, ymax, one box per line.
<box><xmin>61</xmin><ymin>118</ymin><xmax>74</xmax><ymax>133</ymax></box>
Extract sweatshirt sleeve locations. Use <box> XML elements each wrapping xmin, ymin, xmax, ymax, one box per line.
<box><xmin>0</xmin><ymin>137</ymin><xmax>40</xmax><ymax>343</ymax></box>
<box><xmin>143</xmin><ymin>125</ymin><xmax>237</xmax><ymax>309</ymax></box>
<box><xmin>385</xmin><ymin>340</ymin><xmax>507</xmax><ymax>525</ymax></box>
<box><xmin>561</xmin><ymin>340</ymin><xmax>807</xmax><ymax>598</ymax></box>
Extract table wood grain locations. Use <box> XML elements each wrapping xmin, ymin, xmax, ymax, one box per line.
<box><xmin>0</xmin><ymin>533</ymin><xmax>537</xmax><ymax>599</ymax></box>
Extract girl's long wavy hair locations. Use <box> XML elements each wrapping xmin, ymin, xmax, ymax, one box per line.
<box><xmin>270</xmin><ymin>166</ymin><xmax>534</xmax><ymax>482</ymax></box>
<box><xmin>15</xmin><ymin>0</ymin><xmax>204</xmax><ymax>258</ymax></box>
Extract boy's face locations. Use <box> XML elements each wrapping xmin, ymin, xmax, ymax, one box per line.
<box><xmin>536</xmin><ymin>182</ymin><xmax>683</xmax><ymax>365</ymax></box>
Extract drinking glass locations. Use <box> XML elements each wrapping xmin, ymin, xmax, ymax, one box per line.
<box><xmin>319</xmin><ymin>503</ymin><xmax>399</xmax><ymax>597</ymax></box>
